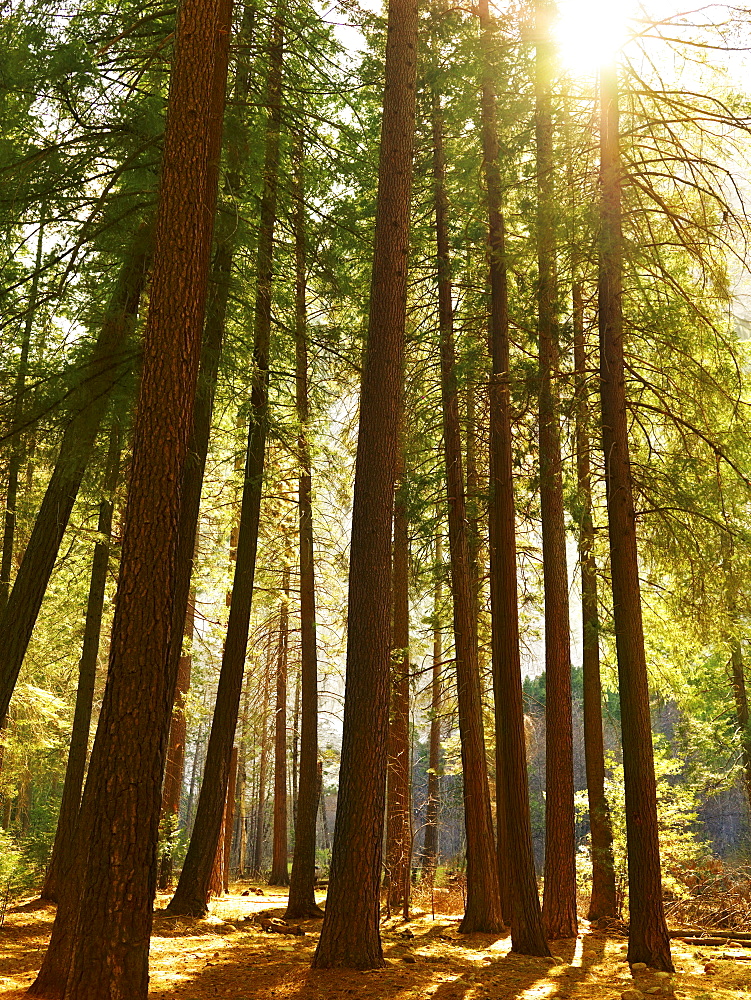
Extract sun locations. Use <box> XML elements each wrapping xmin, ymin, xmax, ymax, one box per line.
<box><xmin>553</xmin><ymin>0</ymin><xmax>634</xmax><ymax>75</ymax></box>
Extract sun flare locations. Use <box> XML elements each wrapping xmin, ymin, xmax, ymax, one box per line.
<box><xmin>553</xmin><ymin>0</ymin><xmax>634</xmax><ymax>75</ymax></box>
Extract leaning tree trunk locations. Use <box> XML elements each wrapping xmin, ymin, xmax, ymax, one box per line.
<box><xmin>534</xmin><ymin>0</ymin><xmax>577</xmax><ymax>941</ymax></box>
<box><xmin>40</xmin><ymin>421</ymin><xmax>122</xmax><ymax>903</ymax></box>
<box><xmin>572</xmin><ymin>281</ymin><xmax>617</xmax><ymax>921</ymax></box>
<box><xmin>420</xmin><ymin>530</ymin><xmax>442</xmax><ymax>875</ymax></box>
<box><xmin>29</xmin><ymin>3</ymin><xmax>232</xmax><ymax>997</ymax></box>
<box><xmin>0</xmin><ymin>230</ymin><xmax>150</xmax><ymax>725</ymax></box>
<box><xmin>0</xmin><ymin>207</ymin><xmax>46</xmax><ymax>618</ymax></box>
<box><xmin>311</xmin><ymin>0</ymin><xmax>418</xmax><ymax>969</ymax></box>
<box><xmin>269</xmin><ymin>564</ymin><xmax>290</xmax><ymax>886</ymax></box>
<box><xmin>431</xmin><ymin>85</ymin><xmax>503</xmax><ymax>935</ymax></box>
<box><xmin>385</xmin><ymin>469</ymin><xmax>411</xmax><ymax>913</ymax></box>
<box><xmin>598</xmin><ymin>61</ymin><xmax>672</xmax><ymax>972</ymax></box>
<box><xmin>285</xmin><ymin>138</ymin><xmax>323</xmax><ymax>919</ymax></box>
<box><xmin>479</xmin><ymin>0</ymin><xmax>550</xmax><ymax>956</ymax></box>
<box><xmin>165</xmin><ymin>0</ymin><xmax>285</xmax><ymax>917</ymax></box>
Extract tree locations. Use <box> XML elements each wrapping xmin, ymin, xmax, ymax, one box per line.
<box><xmin>312</xmin><ymin>0</ymin><xmax>419</xmax><ymax>968</ymax></box>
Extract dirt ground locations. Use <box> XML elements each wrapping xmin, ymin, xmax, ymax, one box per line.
<box><xmin>1</xmin><ymin>884</ymin><xmax>750</xmax><ymax>1000</ymax></box>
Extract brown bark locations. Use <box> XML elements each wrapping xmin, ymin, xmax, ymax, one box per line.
<box><xmin>534</xmin><ymin>0</ymin><xmax>577</xmax><ymax>941</ymax></box>
<box><xmin>41</xmin><ymin>421</ymin><xmax>122</xmax><ymax>903</ymax></box>
<box><xmin>311</xmin><ymin>0</ymin><xmax>418</xmax><ymax>968</ymax></box>
<box><xmin>0</xmin><ymin>232</ymin><xmax>150</xmax><ymax>726</ymax></box>
<box><xmin>28</xmin><ymin>3</ymin><xmax>232</xmax><ymax>997</ymax></box>
<box><xmin>223</xmin><ymin>746</ymin><xmax>239</xmax><ymax>891</ymax></box>
<box><xmin>385</xmin><ymin>472</ymin><xmax>411</xmax><ymax>912</ymax></box>
<box><xmin>286</xmin><ymin>139</ymin><xmax>323</xmax><ymax>919</ymax></box>
<box><xmin>598</xmin><ymin>63</ymin><xmax>672</xmax><ymax>971</ymax></box>
<box><xmin>479</xmin><ymin>0</ymin><xmax>550</xmax><ymax>956</ymax></box>
<box><xmin>420</xmin><ymin>531</ymin><xmax>442</xmax><ymax>875</ymax></box>
<box><xmin>254</xmin><ymin>665</ymin><xmax>271</xmax><ymax>875</ymax></box>
<box><xmin>237</xmin><ymin>680</ymin><xmax>251</xmax><ymax>877</ymax></box>
<box><xmin>431</xmin><ymin>87</ymin><xmax>503</xmax><ymax>935</ymax></box>
<box><xmin>269</xmin><ymin>565</ymin><xmax>290</xmax><ymax>885</ymax></box>
<box><xmin>158</xmin><ymin>586</ymin><xmax>195</xmax><ymax>891</ymax></box>
<box><xmin>166</xmin><ymin>0</ymin><xmax>284</xmax><ymax>917</ymax></box>
<box><xmin>0</xmin><ymin>209</ymin><xmax>45</xmax><ymax>618</ymax></box>
<box><xmin>572</xmin><ymin>283</ymin><xmax>617</xmax><ymax>920</ymax></box>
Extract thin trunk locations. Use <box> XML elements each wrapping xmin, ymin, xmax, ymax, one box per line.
<box><xmin>41</xmin><ymin>421</ymin><xmax>122</xmax><ymax>903</ymax></box>
<box><xmin>269</xmin><ymin>565</ymin><xmax>290</xmax><ymax>885</ymax></box>
<box><xmin>420</xmin><ymin>531</ymin><xmax>442</xmax><ymax>875</ymax></box>
<box><xmin>312</xmin><ymin>0</ymin><xmax>418</xmax><ymax>968</ymax></box>
<box><xmin>535</xmin><ymin>0</ymin><xmax>577</xmax><ymax>940</ymax></box>
<box><xmin>0</xmin><ymin>209</ymin><xmax>45</xmax><ymax>617</ymax></box>
<box><xmin>598</xmin><ymin>62</ymin><xmax>672</xmax><ymax>971</ymax></box>
<box><xmin>465</xmin><ymin>381</ymin><xmax>480</xmax><ymax>627</ymax></box>
<box><xmin>385</xmin><ymin>472</ymin><xmax>410</xmax><ymax>911</ymax></box>
<box><xmin>237</xmin><ymin>677</ymin><xmax>251</xmax><ymax>877</ymax></box>
<box><xmin>573</xmin><ymin>282</ymin><xmax>617</xmax><ymax>920</ymax></box>
<box><xmin>431</xmin><ymin>86</ymin><xmax>503</xmax><ymax>935</ymax></box>
<box><xmin>185</xmin><ymin>721</ymin><xmax>204</xmax><ymax>839</ymax></box>
<box><xmin>30</xmin><ymin>3</ymin><xmax>231</xmax><ymax>996</ymax></box>
<box><xmin>166</xmin><ymin>1</ymin><xmax>285</xmax><ymax>917</ymax></box>
<box><xmin>223</xmin><ymin>745</ymin><xmax>239</xmax><ymax>892</ymax></box>
<box><xmin>479</xmin><ymin>0</ymin><xmax>550</xmax><ymax>956</ymax></box>
<box><xmin>254</xmin><ymin>666</ymin><xmax>271</xmax><ymax>875</ymax></box>
<box><xmin>291</xmin><ymin>667</ymin><xmax>300</xmax><ymax>829</ymax></box>
<box><xmin>0</xmin><ymin>232</ymin><xmax>150</xmax><ymax>725</ymax></box>
<box><xmin>722</xmin><ymin>544</ymin><xmax>751</xmax><ymax>823</ymax></box>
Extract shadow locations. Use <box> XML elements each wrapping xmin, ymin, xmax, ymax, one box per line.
<box><xmin>6</xmin><ymin>900</ymin><xmax>54</xmax><ymax>915</ymax></box>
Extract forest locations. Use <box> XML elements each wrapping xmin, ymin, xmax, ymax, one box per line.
<box><xmin>0</xmin><ymin>0</ymin><xmax>751</xmax><ymax>998</ymax></box>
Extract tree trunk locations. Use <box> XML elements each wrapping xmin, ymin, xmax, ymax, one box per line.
<box><xmin>534</xmin><ymin>0</ymin><xmax>577</xmax><ymax>941</ymax></box>
<box><xmin>269</xmin><ymin>565</ymin><xmax>290</xmax><ymax>885</ymax></box>
<box><xmin>41</xmin><ymin>421</ymin><xmax>122</xmax><ymax>903</ymax></box>
<box><xmin>385</xmin><ymin>471</ymin><xmax>411</xmax><ymax>912</ymax></box>
<box><xmin>158</xmin><ymin>585</ymin><xmax>195</xmax><ymax>891</ymax></box>
<box><xmin>479</xmin><ymin>0</ymin><xmax>550</xmax><ymax>957</ymax></box>
<box><xmin>0</xmin><ymin>231</ymin><xmax>150</xmax><ymax>725</ymax></box>
<box><xmin>165</xmin><ymin>0</ymin><xmax>285</xmax><ymax>917</ymax></box>
<box><xmin>311</xmin><ymin>0</ymin><xmax>418</xmax><ymax>969</ymax></box>
<box><xmin>286</xmin><ymin>139</ymin><xmax>323</xmax><ymax>919</ymax></box>
<box><xmin>572</xmin><ymin>282</ymin><xmax>618</xmax><ymax>921</ymax></box>
<box><xmin>420</xmin><ymin>531</ymin><xmax>442</xmax><ymax>875</ymax></box>
<box><xmin>29</xmin><ymin>4</ymin><xmax>232</xmax><ymax>997</ymax></box>
<box><xmin>431</xmin><ymin>86</ymin><xmax>503</xmax><ymax>935</ymax></box>
<box><xmin>598</xmin><ymin>62</ymin><xmax>672</xmax><ymax>972</ymax></box>
<box><xmin>237</xmin><ymin>678</ymin><xmax>251</xmax><ymax>877</ymax></box>
<box><xmin>223</xmin><ymin>746</ymin><xmax>239</xmax><ymax>892</ymax></box>
<box><xmin>254</xmin><ymin>665</ymin><xmax>271</xmax><ymax>876</ymax></box>
<box><xmin>0</xmin><ymin>208</ymin><xmax>45</xmax><ymax>618</ymax></box>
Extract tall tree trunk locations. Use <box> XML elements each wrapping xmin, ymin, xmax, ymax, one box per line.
<box><xmin>431</xmin><ymin>87</ymin><xmax>503</xmax><ymax>935</ymax></box>
<box><xmin>311</xmin><ymin>0</ymin><xmax>418</xmax><ymax>969</ymax></box>
<box><xmin>420</xmin><ymin>531</ymin><xmax>442</xmax><ymax>875</ymax></box>
<box><xmin>534</xmin><ymin>0</ymin><xmax>577</xmax><ymax>941</ymax></box>
<box><xmin>0</xmin><ymin>208</ymin><xmax>45</xmax><ymax>618</ymax></box>
<box><xmin>465</xmin><ymin>381</ymin><xmax>481</xmax><ymax>627</ymax></box>
<box><xmin>291</xmin><ymin>667</ymin><xmax>300</xmax><ymax>828</ymax></box>
<box><xmin>237</xmin><ymin>677</ymin><xmax>251</xmax><ymax>877</ymax></box>
<box><xmin>185</xmin><ymin>719</ymin><xmax>204</xmax><ymax>839</ymax></box>
<box><xmin>254</xmin><ymin>665</ymin><xmax>271</xmax><ymax>876</ymax></box>
<box><xmin>573</xmin><ymin>282</ymin><xmax>617</xmax><ymax>920</ymax></box>
<box><xmin>166</xmin><ymin>0</ymin><xmax>285</xmax><ymax>917</ymax></box>
<box><xmin>269</xmin><ymin>565</ymin><xmax>290</xmax><ymax>885</ymax></box>
<box><xmin>29</xmin><ymin>3</ymin><xmax>232</xmax><ymax>996</ymax></box>
<box><xmin>158</xmin><ymin>584</ymin><xmax>196</xmax><ymax>891</ymax></box>
<box><xmin>721</xmin><ymin>543</ymin><xmax>751</xmax><ymax>824</ymax></box>
<box><xmin>0</xmin><ymin>232</ymin><xmax>150</xmax><ymax>725</ymax></box>
<box><xmin>598</xmin><ymin>62</ymin><xmax>672</xmax><ymax>972</ymax></box>
<box><xmin>41</xmin><ymin>421</ymin><xmax>122</xmax><ymax>903</ymax></box>
<box><xmin>286</xmin><ymin>139</ymin><xmax>323</xmax><ymax>919</ymax></box>
<box><xmin>385</xmin><ymin>470</ymin><xmax>411</xmax><ymax>912</ymax></box>
<box><xmin>479</xmin><ymin>0</ymin><xmax>550</xmax><ymax>956</ymax></box>
<box><xmin>223</xmin><ymin>745</ymin><xmax>239</xmax><ymax>891</ymax></box>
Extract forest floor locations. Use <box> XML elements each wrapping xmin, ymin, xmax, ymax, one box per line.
<box><xmin>1</xmin><ymin>883</ymin><xmax>750</xmax><ymax>1000</ymax></box>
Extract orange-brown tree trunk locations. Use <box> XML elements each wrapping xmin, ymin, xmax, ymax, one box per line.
<box><xmin>420</xmin><ymin>531</ymin><xmax>442</xmax><ymax>875</ymax></box>
<box><xmin>269</xmin><ymin>565</ymin><xmax>290</xmax><ymax>886</ymax></box>
<box><xmin>311</xmin><ymin>0</ymin><xmax>418</xmax><ymax>969</ymax></box>
<box><xmin>479</xmin><ymin>0</ymin><xmax>550</xmax><ymax>957</ymax></box>
<box><xmin>598</xmin><ymin>62</ymin><xmax>672</xmax><ymax>972</ymax></box>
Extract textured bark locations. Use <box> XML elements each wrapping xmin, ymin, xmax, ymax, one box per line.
<box><xmin>166</xmin><ymin>1</ymin><xmax>284</xmax><ymax>917</ymax></box>
<box><xmin>0</xmin><ymin>209</ymin><xmax>45</xmax><ymax>617</ymax></box>
<box><xmin>0</xmin><ymin>233</ymin><xmax>150</xmax><ymax>726</ymax></box>
<box><xmin>29</xmin><ymin>4</ymin><xmax>232</xmax><ymax>997</ymax></box>
<box><xmin>479</xmin><ymin>0</ymin><xmax>550</xmax><ymax>956</ymax></box>
<box><xmin>572</xmin><ymin>283</ymin><xmax>617</xmax><ymax>921</ymax></box>
<box><xmin>598</xmin><ymin>63</ymin><xmax>672</xmax><ymax>972</ymax></box>
<box><xmin>223</xmin><ymin>746</ymin><xmax>239</xmax><ymax>891</ymax></box>
<box><xmin>535</xmin><ymin>0</ymin><xmax>577</xmax><ymax>941</ymax></box>
<box><xmin>269</xmin><ymin>565</ymin><xmax>290</xmax><ymax>885</ymax></box>
<box><xmin>420</xmin><ymin>532</ymin><xmax>442</xmax><ymax>875</ymax></box>
<box><xmin>253</xmin><ymin>667</ymin><xmax>271</xmax><ymax>875</ymax></box>
<box><xmin>311</xmin><ymin>0</ymin><xmax>418</xmax><ymax>968</ymax></box>
<box><xmin>385</xmin><ymin>473</ymin><xmax>411</xmax><ymax>912</ymax></box>
<box><xmin>431</xmin><ymin>88</ymin><xmax>503</xmax><ymax>935</ymax></box>
<box><xmin>286</xmin><ymin>141</ymin><xmax>323</xmax><ymax>919</ymax></box>
<box><xmin>41</xmin><ymin>422</ymin><xmax>122</xmax><ymax>904</ymax></box>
